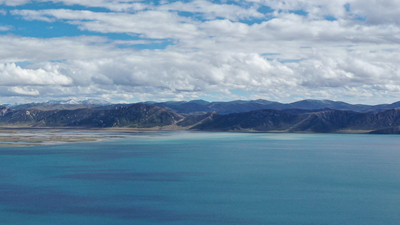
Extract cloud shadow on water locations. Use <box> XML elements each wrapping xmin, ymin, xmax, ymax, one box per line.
<box><xmin>55</xmin><ymin>172</ymin><xmax>201</xmax><ymax>182</ymax></box>
<box><xmin>0</xmin><ymin>183</ymin><xmax>253</xmax><ymax>224</ymax></box>
<box><xmin>0</xmin><ymin>183</ymin><xmax>187</xmax><ymax>222</ymax></box>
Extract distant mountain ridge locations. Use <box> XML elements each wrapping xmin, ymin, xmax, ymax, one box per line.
<box><xmin>47</xmin><ymin>99</ymin><xmax>110</xmax><ymax>105</ymax></box>
<box><xmin>0</xmin><ymin>103</ymin><xmax>182</xmax><ymax>128</ymax></box>
<box><xmin>1</xmin><ymin>102</ymin><xmax>400</xmax><ymax>134</ymax></box>
<box><xmin>147</xmin><ymin>99</ymin><xmax>400</xmax><ymax>114</ymax></box>
<box><xmin>187</xmin><ymin>108</ymin><xmax>400</xmax><ymax>134</ymax></box>
<box><xmin>6</xmin><ymin>99</ymin><xmax>400</xmax><ymax>114</ymax></box>
<box><xmin>2</xmin><ymin>99</ymin><xmax>400</xmax><ymax>134</ymax></box>
<box><xmin>8</xmin><ymin>99</ymin><xmax>111</xmax><ymax>111</ymax></box>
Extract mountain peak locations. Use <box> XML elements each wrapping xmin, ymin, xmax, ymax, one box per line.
<box><xmin>188</xmin><ymin>100</ymin><xmax>210</xmax><ymax>105</ymax></box>
<box><xmin>47</xmin><ymin>99</ymin><xmax>110</xmax><ymax>105</ymax></box>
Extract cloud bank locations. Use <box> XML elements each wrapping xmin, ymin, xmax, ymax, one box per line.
<box><xmin>0</xmin><ymin>0</ymin><xmax>400</xmax><ymax>104</ymax></box>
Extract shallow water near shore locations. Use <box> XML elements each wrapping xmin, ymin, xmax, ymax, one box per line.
<box><xmin>0</xmin><ymin>132</ymin><xmax>400</xmax><ymax>225</ymax></box>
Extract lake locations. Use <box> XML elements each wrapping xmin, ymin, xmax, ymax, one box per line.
<box><xmin>0</xmin><ymin>132</ymin><xmax>399</xmax><ymax>225</ymax></box>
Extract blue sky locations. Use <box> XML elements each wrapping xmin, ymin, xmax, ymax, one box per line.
<box><xmin>0</xmin><ymin>0</ymin><xmax>400</xmax><ymax>104</ymax></box>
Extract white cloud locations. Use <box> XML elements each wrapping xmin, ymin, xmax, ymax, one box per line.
<box><xmin>32</xmin><ymin>0</ymin><xmax>263</xmax><ymax>20</ymax></box>
<box><xmin>0</xmin><ymin>26</ymin><xmax>12</xmax><ymax>31</ymax></box>
<box><xmin>246</xmin><ymin>0</ymin><xmax>400</xmax><ymax>26</ymax></box>
<box><xmin>0</xmin><ymin>0</ymin><xmax>30</xmax><ymax>6</ymax></box>
<box><xmin>157</xmin><ymin>0</ymin><xmax>264</xmax><ymax>21</ymax></box>
<box><xmin>3</xmin><ymin>0</ymin><xmax>400</xmax><ymax>104</ymax></box>
<box><xmin>0</xmin><ymin>35</ymin><xmax>128</xmax><ymax>63</ymax></box>
<box><xmin>12</xmin><ymin>8</ymin><xmax>400</xmax><ymax>50</ymax></box>
<box><xmin>0</xmin><ymin>63</ymin><xmax>73</xmax><ymax>86</ymax></box>
<box><xmin>41</xmin><ymin>0</ymin><xmax>148</xmax><ymax>12</ymax></box>
<box><xmin>350</xmin><ymin>0</ymin><xmax>400</xmax><ymax>25</ymax></box>
<box><xmin>1</xmin><ymin>48</ymin><xmax>398</xmax><ymax>104</ymax></box>
<box><xmin>9</xmin><ymin>87</ymin><xmax>40</xmax><ymax>96</ymax></box>
<box><xmin>12</xmin><ymin>9</ymin><xmax>202</xmax><ymax>40</ymax></box>
<box><xmin>2</xmin><ymin>0</ymin><xmax>146</xmax><ymax>10</ymax></box>
<box><xmin>11</xmin><ymin>9</ymin><xmax>57</xmax><ymax>22</ymax></box>
<box><xmin>113</xmin><ymin>40</ymin><xmax>163</xmax><ymax>45</ymax></box>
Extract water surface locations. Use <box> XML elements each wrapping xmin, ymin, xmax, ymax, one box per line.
<box><xmin>0</xmin><ymin>132</ymin><xmax>399</xmax><ymax>225</ymax></box>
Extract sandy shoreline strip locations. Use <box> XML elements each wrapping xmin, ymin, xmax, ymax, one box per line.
<box><xmin>0</xmin><ymin>125</ymin><xmax>375</xmax><ymax>147</ymax></box>
<box><xmin>0</xmin><ymin>125</ymin><xmax>191</xmax><ymax>147</ymax></box>
<box><xmin>0</xmin><ymin>127</ymin><xmax>126</xmax><ymax>147</ymax></box>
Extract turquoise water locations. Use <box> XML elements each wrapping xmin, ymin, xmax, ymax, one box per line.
<box><xmin>0</xmin><ymin>132</ymin><xmax>400</xmax><ymax>225</ymax></box>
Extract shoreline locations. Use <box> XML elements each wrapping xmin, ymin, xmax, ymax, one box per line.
<box><xmin>0</xmin><ymin>126</ymin><xmax>384</xmax><ymax>147</ymax></box>
<box><xmin>0</xmin><ymin>127</ymin><xmax>125</xmax><ymax>147</ymax></box>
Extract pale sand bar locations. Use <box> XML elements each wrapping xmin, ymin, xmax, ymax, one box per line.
<box><xmin>0</xmin><ymin>125</ymin><xmax>189</xmax><ymax>147</ymax></box>
<box><xmin>0</xmin><ymin>127</ymin><xmax>126</xmax><ymax>147</ymax></box>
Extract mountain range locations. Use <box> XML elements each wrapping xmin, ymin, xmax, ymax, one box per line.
<box><xmin>7</xmin><ymin>99</ymin><xmax>111</xmax><ymax>111</ymax></box>
<box><xmin>147</xmin><ymin>99</ymin><xmax>400</xmax><ymax>114</ymax></box>
<box><xmin>7</xmin><ymin>99</ymin><xmax>400</xmax><ymax>114</ymax></box>
<box><xmin>2</xmin><ymin>99</ymin><xmax>400</xmax><ymax>134</ymax></box>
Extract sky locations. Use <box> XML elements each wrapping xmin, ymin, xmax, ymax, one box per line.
<box><xmin>0</xmin><ymin>0</ymin><xmax>400</xmax><ymax>104</ymax></box>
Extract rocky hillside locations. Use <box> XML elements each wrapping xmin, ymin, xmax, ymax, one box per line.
<box><xmin>147</xmin><ymin>99</ymin><xmax>400</xmax><ymax>114</ymax></box>
<box><xmin>0</xmin><ymin>104</ymin><xmax>183</xmax><ymax>128</ymax></box>
<box><xmin>9</xmin><ymin>99</ymin><xmax>400</xmax><ymax>115</ymax></box>
<box><xmin>189</xmin><ymin>108</ymin><xmax>400</xmax><ymax>133</ymax></box>
<box><xmin>3</xmin><ymin>102</ymin><xmax>400</xmax><ymax>134</ymax></box>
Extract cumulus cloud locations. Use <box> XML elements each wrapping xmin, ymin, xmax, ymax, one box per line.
<box><xmin>9</xmin><ymin>87</ymin><xmax>40</xmax><ymax>96</ymax></box>
<box><xmin>350</xmin><ymin>0</ymin><xmax>400</xmax><ymax>25</ymax></box>
<box><xmin>0</xmin><ymin>63</ymin><xmax>73</xmax><ymax>86</ymax></box>
<box><xmin>157</xmin><ymin>0</ymin><xmax>264</xmax><ymax>21</ymax></box>
<box><xmin>41</xmin><ymin>0</ymin><xmax>148</xmax><ymax>12</ymax></box>
<box><xmin>0</xmin><ymin>0</ymin><xmax>30</xmax><ymax>6</ymax></box>
<box><xmin>12</xmin><ymin>9</ymin><xmax>201</xmax><ymax>40</ymax></box>
<box><xmin>0</xmin><ymin>26</ymin><xmax>12</xmax><ymax>31</ymax></box>
<box><xmin>30</xmin><ymin>0</ymin><xmax>263</xmax><ymax>20</ymax></box>
<box><xmin>2</xmin><ymin>0</ymin><xmax>400</xmax><ymax>104</ymax></box>
<box><xmin>11</xmin><ymin>9</ymin><xmax>57</xmax><ymax>22</ymax></box>
<box><xmin>1</xmin><ymin>0</ymin><xmax>145</xmax><ymax>10</ymax></box>
<box><xmin>249</xmin><ymin>0</ymin><xmax>400</xmax><ymax>26</ymax></box>
<box><xmin>2</xmin><ymin>48</ymin><xmax>399</xmax><ymax>103</ymax></box>
<box><xmin>0</xmin><ymin>35</ymin><xmax>128</xmax><ymax>63</ymax></box>
<box><xmin>12</xmin><ymin>8</ymin><xmax>400</xmax><ymax>49</ymax></box>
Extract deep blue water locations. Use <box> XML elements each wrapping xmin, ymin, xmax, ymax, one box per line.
<box><xmin>0</xmin><ymin>132</ymin><xmax>400</xmax><ymax>225</ymax></box>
